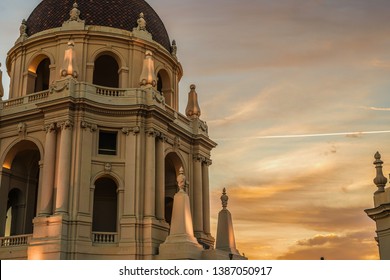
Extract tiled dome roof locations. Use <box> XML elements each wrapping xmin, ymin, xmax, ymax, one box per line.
<box><xmin>26</xmin><ymin>0</ymin><xmax>171</xmax><ymax>51</ymax></box>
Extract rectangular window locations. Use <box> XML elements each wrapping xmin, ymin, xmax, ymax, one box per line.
<box><xmin>98</xmin><ymin>131</ymin><xmax>117</xmax><ymax>155</ymax></box>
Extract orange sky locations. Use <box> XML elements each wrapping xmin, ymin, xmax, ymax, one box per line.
<box><xmin>2</xmin><ymin>0</ymin><xmax>390</xmax><ymax>259</ymax></box>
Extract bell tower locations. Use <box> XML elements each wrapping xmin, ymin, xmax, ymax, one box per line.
<box><xmin>0</xmin><ymin>0</ymin><xmax>217</xmax><ymax>260</ymax></box>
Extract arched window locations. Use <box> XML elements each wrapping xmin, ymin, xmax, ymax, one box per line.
<box><xmin>93</xmin><ymin>55</ymin><xmax>119</xmax><ymax>88</ymax></box>
<box><xmin>34</xmin><ymin>58</ymin><xmax>50</xmax><ymax>92</ymax></box>
<box><xmin>164</xmin><ymin>152</ymin><xmax>184</xmax><ymax>225</ymax></box>
<box><xmin>0</xmin><ymin>140</ymin><xmax>40</xmax><ymax>237</ymax></box>
<box><xmin>26</xmin><ymin>56</ymin><xmax>51</xmax><ymax>94</ymax></box>
<box><xmin>157</xmin><ymin>69</ymin><xmax>172</xmax><ymax>107</ymax></box>
<box><xmin>92</xmin><ymin>177</ymin><xmax>118</xmax><ymax>232</ymax></box>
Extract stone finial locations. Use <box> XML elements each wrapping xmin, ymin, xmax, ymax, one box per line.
<box><xmin>0</xmin><ymin>63</ymin><xmax>4</xmax><ymax>99</ymax></box>
<box><xmin>139</xmin><ymin>50</ymin><xmax>157</xmax><ymax>88</ymax></box>
<box><xmin>221</xmin><ymin>188</ymin><xmax>228</xmax><ymax>209</ymax></box>
<box><xmin>177</xmin><ymin>167</ymin><xmax>186</xmax><ymax>192</ymax></box>
<box><xmin>185</xmin><ymin>84</ymin><xmax>201</xmax><ymax>119</ymax></box>
<box><xmin>61</xmin><ymin>41</ymin><xmax>79</xmax><ymax>78</ymax></box>
<box><xmin>69</xmin><ymin>2</ymin><xmax>82</xmax><ymax>22</ymax></box>
<box><xmin>373</xmin><ymin>151</ymin><xmax>387</xmax><ymax>193</ymax></box>
<box><xmin>136</xmin><ymin>12</ymin><xmax>147</xmax><ymax>31</ymax></box>
<box><xmin>171</xmin><ymin>40</ymin><xmax>177</xmax><ymax>57</ymax></box>
<box><xmin>19</xmin><ymin>19</ymin><xmax>27</xmax><ymax>37</ymax></box>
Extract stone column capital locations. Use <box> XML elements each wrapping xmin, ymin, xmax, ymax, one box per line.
<box><xmin>44</xmin><ymin>122</ymin><xmax>57</xmax><ymax>133</ymax></box>
<box><xmin>57</xmin><ymin>120</ymin><xmax>73</xmax><ymax>130</ymax></box>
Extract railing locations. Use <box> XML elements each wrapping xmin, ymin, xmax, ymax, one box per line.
<box><xmin>2</xmin><ymin>90</ymin><xmax>50</xmax><ymax>109</ymax></box>
<box><xmin>95</xmin><ymin>86</ymin><xmax>125</xmax><ymax>97</ymax></box>
<box><xmin>92</xmin><ymin>232</ymin><xmax>117</xmax><ymax>244</ymax></box>
<box><xmin>0</xmin><ymin>234</ymin><xmax>32</xmax><ymax>247</ymax></box>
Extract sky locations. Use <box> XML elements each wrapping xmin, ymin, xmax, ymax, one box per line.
<box><xmin>1</xmin><ymin>0</ymin><xmax>390</xmax><ymax>260</ymax></box>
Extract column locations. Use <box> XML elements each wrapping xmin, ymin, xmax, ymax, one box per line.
<box><xmin>202</xmin><ymin>160</ymin><xmax>211</xmax><ymax>235</ymax></box>
<box><xmin>193</xmin><ymin>155</ymin><xmax>203</xmax><ymax>233</ymax></box>
<box><xmin>55</xmin><ymin>120</ymin><xmax>73</xmax><ymax>214</ymax></box>
<box><xmin>38</xmin><ymin>123</ymin><xmax>57</xmax><ymax>216</ymax></box>
<box><xmin>155</xmin><ymin>134</ymin><xmax>165</xmax><ymax>220</ymax></box>
<box><xmin>144</xmin><ymin>128</ymin><xmax>156</xmax><ymax>217</ymax></box>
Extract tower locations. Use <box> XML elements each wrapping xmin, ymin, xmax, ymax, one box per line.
<box><xmin>0</xmin><ymin>0</ymin><xmax>217</xmax><ymax>260</ymax></box>
<box><xmin>365</xmin><ymin>152</ymin><xmax>390</xmax><ymax>260</ymax></box>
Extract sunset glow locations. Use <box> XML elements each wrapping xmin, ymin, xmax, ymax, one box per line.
<box><xmin>1</xmin><ymin>0</ymin><xmax>390</xmax><ymax>260</ymax></box>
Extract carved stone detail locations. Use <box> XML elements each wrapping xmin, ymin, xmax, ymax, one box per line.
<box><xmin>152</xmin><ymin>91</ymin><xmax>165</xmax><ymax>104</ymax></box>
<box><xmin>44</xmin><ymin>123</ymin><xmax>57</xmax><ymax>133</ymax></box>
<box><xmin>67</xmin><ymin>2</ymin><xmax>84</xmax><ymax>23</ymax></box>
<box><xmin>17</xmin><ymin>122</ymin><xmax>27</xmax><ymax>137</ymax></box>
<box><xmin>16</xmin><ymin>19</ymin><xmax>28</xmax><ymax>43</ymax></box>
<box><xmin>171</xmin><ymin>39</ymin><xmax>177</xmax><ymax>57</ymax></box>
<box><xmin>122</xmin><ymin>126</ymin><xmax>140</xmax><ymax>136</ymax></box>
<box><xmin>81</xmin><ymin>121</ymin><xmax>97</xmax><ymax>132</ymax></box>
<box><xmin>373</xmin><ymin>151</ymin><xmax>387</xmax><ymax>193</ymax></box>
<box><xmin>104</xmin><ymin>162</ymin><xmax>112</xmax><ymax>173</ymax></box>
<box><xmin>221</xmin><ymin>188</ymin><xmax>228</xmax><ymax>209</ymax></box>
<box><xmin>57</xmin><ymin>120</ymin><xmax>73</xmax><ymax>130</ymax></box>
<box><xmin>173</xmin><ymin>136</ymin><xmax>181</xmax><ymax>149</ymax></box>
<box><xmin>146</xmin><ymin>127</ymin><xmax>160</xmax><ymax>138</ymax></box>
<box><xmin>49</xmin><ymin>82</ymin><xmax>69</xmax><ymax>94</ymax></box>
<box><xmin>199</xmin><ymin>121</ymin><xmax>208</xmax><ymax>133</ymax></box>
<box><xmin>177</xmin><ymin>167</ymin><xmax>186</xmax><ymax>192</ymax></box>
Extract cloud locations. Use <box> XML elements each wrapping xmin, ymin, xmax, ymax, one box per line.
<box><xmin>276</xmin><ymin>231</ymin><xmax>378</xmax><ymax>260</ymax></box>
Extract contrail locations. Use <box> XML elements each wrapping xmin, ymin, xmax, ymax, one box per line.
<box><xmin>214</xmin><ymin>130</ymin><xmax>390</xmax><ymax>141</ymax></box>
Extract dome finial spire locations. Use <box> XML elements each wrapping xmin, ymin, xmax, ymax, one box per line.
<box><xmin>185</xmin><ymin>84</ymin><xmax>201</xmax><ymax>119</ymax></box>
<box><xmin>139</xmin><ymin>50</ymin><xmax>157</xmax><ymax>88</ymax></box>
<box><xmin>171</xmin><ymin>40</ymin><xmax>177</xmax><ymax>57</ymax></box>
<box><xmin>69</xmin><ymin>2</ymin><xmax>82</xmax><ymax>22</ymax></box>
<box><xmin>61</xmin><ymin>41</ymin><xmax>79</xmax><ymax>79</ymax></box>
<box><xmin>221</xmin><ymin>188</ymin><xmax>228</xmax><ymax>209</ymax></box>
<box><xmin>373</xmin><ymin>151</ymin><xmax>387</xmax><ymax>193</ymax></box>
<box><xmin>16</xmin><ymin>19</ymin><xmax>28</xmax><ymax>43</ymax></box>
<box><xmin>136</xmin><ymin>12</ymin><xmax>147</xmax><ymax>31</ymax></box>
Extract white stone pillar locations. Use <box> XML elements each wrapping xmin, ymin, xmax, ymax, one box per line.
<box><xmin>144</xmin><ymin>128</ymin><xmax>157</xmax><ymax>217</ymax></box>
<box><xmin>155</xmin><ymin>134</ymin><xmax>165</xmax><ymax>220</ymax></box>
<box><xmin>39</xmin><ymin>123</ymin><xmax>57</xmax><ymax>216</ymax></box>
<box><xmin>202</xmin><ymin>160</ymin><xmax>211</xmax><ymax>235</ymax></box>
<box><xmin>55</xmin><ymin>120</ymin><xmax>73</xmax><ymax>214</ymax></box>
<box><xmin>193</xmin><ymin>155</ymin><xmax>203</xmax><ymax>233</ymax></box>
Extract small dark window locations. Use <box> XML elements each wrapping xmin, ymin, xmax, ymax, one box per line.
<box><xmin>35</xmin><ymin>58</ymin><xmax>50</xmax><ymax>92</ymax></box>
<box><xmin>98</xmin><ymin>131</ymin><xmax>117</xmax><ymax>155</ymax></box>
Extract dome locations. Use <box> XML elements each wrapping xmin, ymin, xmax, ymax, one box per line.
<box><xmin>26</xmin><ymin>0</ymin><xmax>171</xmax><ymax>51</ymax></box>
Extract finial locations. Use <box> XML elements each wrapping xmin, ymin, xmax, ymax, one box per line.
<box><xmin>373</xmin><ymin>151</ymin><xmax>387</xmax><ymax>193</ymax></box>
<box><xmin>171</xmin><ymin>40</ymin><xmax>177</xmax><ymax>57</ymax></box>
<box><xmin>185</xmin><ymin>84</ymin><xmax>201</xmax><ymax>119</ymax></box>
<box><xmin>177</xmin><ymin>167</ymin><xmax>186</xmax><ymax>192</ymax></box>
<box><xmin>221</xmin><ymin>188</ymin><xmax>228</xmax><ymax>209</ymax></box>
<box><xmin>0</xmin><ymin>62</ymin><xmax>4</xmax><ymax>99</ymax></box>
<box><xmin>139</xmin><ymin>50</ymin><xmax>157</xmax><ymax>88</ymax></box>
<box><xmin>16</xmin><ymin>19</ymin><xmax>29</xmax><ymax>44</ymax></box>
<box><xmin>68</xmin><ymin>2</ymin><xmax>82</xmax><ymax>22</ymax></box>
<box><xmin>61</xmin><ymin>40</ymin><xmax>79</xmax><ymax>78</ymax></box>
<box><xmin>136</xmin><ymin>12</ymin><xmax>147</xmax><ymax>31</ymax></box>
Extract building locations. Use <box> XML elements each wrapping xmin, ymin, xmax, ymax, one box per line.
<box><xmin>365</xmin><ymin>152</ymin><xmax>390</xmax><ymax>260</ymax></box>
<box><xmin>0</xmin><ymin>0</ymin><xmax>245</xmax><ymax>260</ymax></box>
